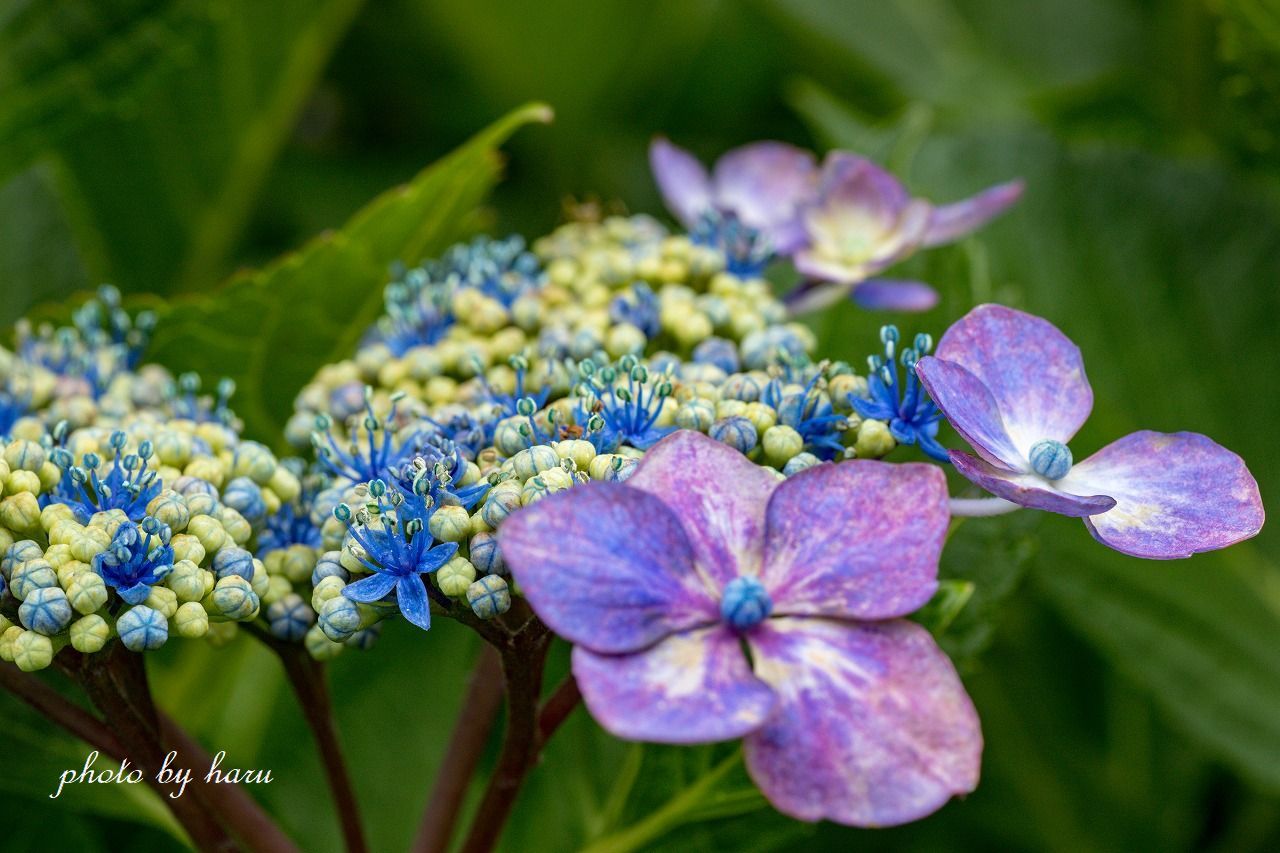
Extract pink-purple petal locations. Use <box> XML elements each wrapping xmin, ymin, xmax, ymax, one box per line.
<box><xmin>950</xmin><ymin>450</ymin><xmax>1116</xmax><ymax>516</ymax></box>
<box><xmin>499</xmin><ymin>482</ymin><xmax>719</xmax><ymax>654</ymax></box>
<box><xmin>852</xmin><ymin>278</ymin><xmax>941</xmax><ymax>312</ymax></box>
<box><xmin>820</xmin><ymin>153</ymin><xmax>911</xmax><ymax>223</ymax></box>
<box><xmin>744</xmin><ymin>618</ymin><xmax>982</xmax><ymax>827</ymax></box>
<box><xmin>935</xmin><ymin>304</ymin><xmax>1093</xmax><ymax>455</ymax></box>
<box><xmin>1065</xmin><ymin>431</ymin><xmax>1265</xmax><ymax>559</ymax></box>
<box><xmin>573</xmin><ymin>625</ymin><xmax>776</xmax><ymax>744</ymax></box>
<box><xmin>915</xmin><ymin>356</ymin><xmax>1024</xmax><ymax>469</ymax></box>
<box><xmin>922</xmin><ymin>180</ymin><xmax>1025</xmax><ymax>248</ymax></box>
<box><xmin>710</xmin><ymin>141</ymin><xmax>819</xmax><ymax>245</ymax></box>
<box><xmin>762</xmin><ymin>461</ymin><xmax>947</xmax><ymax>620</ymax></box>
<box><xmin>649</xmin><ymin>137</ymin><xmax>713</xmax><ymax>228</ymax></box>
<box><xmin>627</xmin><ymin>430</ymin><xmax>780</xmax><ymax>591</ymax></box>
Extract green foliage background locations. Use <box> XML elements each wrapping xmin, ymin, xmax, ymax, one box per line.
<box><xmin>2</xmin><ymin>1</ymin><xmax>1279</xmax><ymax>850</ymax></box>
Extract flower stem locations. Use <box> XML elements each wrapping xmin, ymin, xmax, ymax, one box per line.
<box><xmin>457</xmin><ymin>618</ymin><xmax>553</xmax><ymax>853</ymax></box>
<box><xmin>949</xmin><ymin>496</ymin><xmax>1021</xmax><ymax>517</ymax></box>
<box><xmin>248</xmin><ymin>625</ymin><xmax>369</xmax><ymax>853</ymax></box>
<box><xmin>411</xmin><ymin>643</ymin><xmax>505</xmax><ymax>853</ymax></box>
<box><xmin>537</xmin><ymin>674</ymin><xmax>581</xmax><ymax>743</ymax></box>
<box><xmin>0</xmin><ymin>659</ymin><xmax>124</xmax><ymax>756</ymax></box>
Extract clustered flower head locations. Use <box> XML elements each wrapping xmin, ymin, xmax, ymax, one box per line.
<box><xmin>2</xmin><ymin>133</ymin><xmax>1264</xmax><ymax>835</ymax></box>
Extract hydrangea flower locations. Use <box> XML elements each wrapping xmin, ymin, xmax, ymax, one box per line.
<box><xmin>650</xmin><ymin>138</ymin><xmax>819</xmax><ymax>259</ymax></box>
<box><xmin>853</xmin><ymin>325</ymin><xmax>948</xmax><ymax>462</ymax></box>
<box><xmin>916</xmin><ymin>304</ymin><xmax>1264</xmax><ymax>558</ymax></box>
<box><xmin>336</xmin><ymin>480</ymin><xmax>458</xmax><ymax>631</ymax></box>
<box><xmin>93</xmin><ymin>518</ymin><xmax>175</xmax><ymax>605</ymax></box>
<box><xmin>788</xmin><ymin>154</ymin><xmax>1022</xmax><ymax>314</ymax></box>
<box><xmin>501</xmin><ymin>430</ymin><xmax>980</xmax><ymax>826</ymax></box>
<box><xmin>47</xmin><ymin>433</ymin><xmax>163</xmax><ymax>523</ymax></box>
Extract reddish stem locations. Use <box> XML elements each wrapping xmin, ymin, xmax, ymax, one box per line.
<box><xmin>411</xmin><ymin>644</ymin><xmax>506</xmax><ymax>853</ymax></box>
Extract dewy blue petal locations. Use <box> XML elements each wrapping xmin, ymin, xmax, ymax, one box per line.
<box><xmin>344</xmin><ymin>572</ymin><xmax>399</xmax><ymax>603</ymax></box>
<box><xmin>312</xmin><ymin>392</ymin><xmax>426</xmax><ymax>484</ymax></box>
<box><xmin>396</xmin><ymin>575</ymin><xmax>432</xmax><ymax>630</ymax></box>
<box><xmin>852</xmin><ymin>326</ymin><xmax>949</xmax><ymax>463</ymax></box>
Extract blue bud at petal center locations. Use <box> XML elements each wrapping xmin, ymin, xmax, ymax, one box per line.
<box><xmin>1029</xmin><ymin>439</ymin><xmax>1072</xmax><ymax>480</ymax></box>
<box><xmin>721</xmin><ymin>576</ymin><xmax>773</xmax><ymax>631</ymax></box>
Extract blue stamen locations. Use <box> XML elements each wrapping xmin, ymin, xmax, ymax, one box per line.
<box><xmin>690</xmin><ymin>209</ymin><xmax>773</xmax><ymax>278</ymax></box>
<box><xmin>45</xmin><ymin>431</ymin><xmax>164</xmax><ymax>523</ymax></box>
<box><xmin>852</xmin><ymin>325</ymin><xmax>949</xmax><ymax>462</ymax></box>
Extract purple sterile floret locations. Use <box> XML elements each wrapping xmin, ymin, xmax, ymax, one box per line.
<box><xmin>650</xmin><ymin>137</ymin><xmax>818</xmax><ymax>255</ymax></box>
<box><xmin>788</xmin><ymin>154</ymin><xmax>1022</xmax><ymax>315</ymax></box>
<box><xmin>500</xmin><ymin>429</ymin><xmax>980</xmax><ymax>827</ymax></box>
<box><xmin>917</xmin><ymin>304</ymin><xmax>1264</xmax><ymax>558</ymax></box>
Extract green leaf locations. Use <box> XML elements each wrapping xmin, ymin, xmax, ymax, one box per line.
<box><xmin>0</xmin><ymin>0</ymin><xmax>366</xmax><ymax>307</ymax></box>
<box><xmin>1037</xmin><ymin>545</ymin><xmax>1280</xmax><ymax>793</ymax></box>
<box><xmin>141</xmin><ymin>102</ymin><xmax>552</xmax><ymax>447</ymax></box>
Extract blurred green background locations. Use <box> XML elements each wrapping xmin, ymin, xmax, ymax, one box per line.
<box><xmin>2</xmin><ymin>0</ymin><xmax>1279</xmax><ymax>850</ymax></box>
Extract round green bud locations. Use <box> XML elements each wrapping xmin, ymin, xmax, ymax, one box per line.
<box><xmin>675</xmin><ymin>398</ymin><xmax>716</xmax><ymax>432</ymax></box>
<box><xmin>304</xmin><ymin>624</ymin><xmax>345</xmax><ymax>661</ymax></box>
<box><xmin>211</xmin><ymin>575</ymin><xmax>259</xmax><ymax>621</ymax></box>
<box><xmin>743</xmin><ymin>401</ymin><xmax>778</xmax><ymax>435</ymax></box>
<box><xmin>13</xmin><ymin>629</ymin><xmax>54</xmax><ymax>671</ymax></box>
<box><xmin>0</xmin><ymin>625</ymin><xmax>22</xmax><ymax>661</ymax></box>
<box><xmin>174</xmin><ymin>602</ymin><xmax>210</xmax><ymax>639</ymax></box>
<box><xmin>215</xmin><ymin>506</ymin><xmax>252</xmax><ymax>546</ymax></box>
<box><xmin>187</xmin><ymin>514</ymin><xmax>227</xmax><ymax>555</ymax></box>
<box><xmin>146</xmin><ymin>492</ymin><xmax>190</xmax><ymax>532</ymax></box>
<box><xmin>762</xmin><ymin>424</ymin><xmax>805</xmax><ymax>466</ymax></box>
<box><xmin>429</xmin><ymin>505</ymin><xmax>472</xmax><ymax>542</ymax></box>
<box><xmin>262</xmin><ymin>574</ymin><xmax>293</xmax><ymax>607</ymax></box>
<box><xmin>144</xmin><ymin>585</ymin><xmax>179</xmax><ymax>620</ymax></box>
<box><xmin>1</xmin><ymin>492</ymin><xmax>42</xmax><ymax>533</ymax></box>
<box><xmin>437</xmin><ymin>556</ymin><xmax>477</xmax><ymax>597</ymax></box>
<box><xmin>249</xmin><ymin>559</ymin><xmax>269</xmax><ymax>598</ymax></box>
<box><xmin>66</xmin><ymin>571</ymin><xmax>109</xmax><ymax>615</ymax></box>
<box><xmin>827</xmin><ymin>374</ymin><xmax>868</xmax><ymax>411</ymax></box>
<box><xmin>511</xmin><ymin>445</ymin><xmax>560</xmax><ymax>481</ymax></box>
<box><xmin>205</xmin><ymin>621</ymin><xmax>238</xmax><ymax>647</ymax></box>
<box><xmin>69</xmin><ymin>526</ymin><xmax>111</xmax><ymax>564</ymax></box>
<box><xmin>554</xmin><ymin>439</ymin><xmax>596</xmax><ymax>471</ymax></box>
<box><xmin>165</xmin><ymin>560</ymin><xmax>207</xmax><ymax>603</ymax></box>
<box><xmin>170</xmin><ymin>533</ymin><xmax>206</xmax><ymax>566</ymax></box>
<box><xmin>280</xmin><ymin>544</ymin><xmax>317</xmax><ymax>583</ymax></box>
<box><xmin>606</xmin><ymin>323</ymin><xmax>646</xmax><ymax>358</ymax></box>
<box><xmin>854</xmin><ymin>419</ymin><xmax>896</xmax><ymax>459</ymax></box>
<box><xmin>4</xmin><ymin>439</ymin><xmax>46</xmax><ymax>473</ymax></box>
<box><xmin>311</xmin><ymin>575</ymin><xmax>346</xmax><ymax>611</ymax></box>
<box><xmin>231</xmin><ymin>441</ymin><xmax>277</xmax><ymax>484</ymax></box>
<box><xmin>12</xmin><ymin>559</ymin><xmax>58</xmax><ymax>601</ymax></box>
<box><xmin>70</xmin><ymin>614</ymin><xmax>111</xmax><ymax>653</ymax></box>
<box><xmin>466</xmin><ymin>575</ymin><xmax>511</xmax><ymax>620</ymax></box>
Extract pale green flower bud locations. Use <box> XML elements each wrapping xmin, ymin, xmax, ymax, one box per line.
<box><xmin>69</xmin><ymin>525</ymin><xmax>111</xmax><ymax>563</ymax></box>
<box><xmin>675</xmin><ymin>398</ymin><xmax>716</xmax><ymax>432</ymax></box>
<box><xmin>0</xmin><ymin>625</ymin><xmax>21</xmax><ymax>661</ymax></box>
<box><xmin>187</xmin><ymin>514</ymin><xmax>227</xmax><ymax>554</ymax></box>
<box><xmin>429</xmin><ymin>505</ymin><xmax>472</xmax><ymax>543</ymax></box>
<box><xmin>762</xmin><ymin>424</ymin><xmax>805</xmax><ymax>466</ymax></box>
<box><xmin>437</xmin><ymin>556</ymin><xmax>477</xmax><ymax>597</ymax></box>
<box><xmin>1</xmin><ymin>492</ymin><xmax>42</xmax><ymax>532</ymax></box>
<box><xmin>554</xmin><ymin>439</ymin><xmax>596</xmax><ymax>471</ymax></box>
<box><xmin>215</xmin><ymin>506</ymin><xmax>252</xmax><ymax>546</ymax></box>
<box><xmin>205</xmin><ymin>621</ymin><xmax>239</xmax><ymax>647</ymax></box>
<box><xmin>854</xmin><ymin>420</ymin><xmax>896</xmax><ymax>459</ymax></box>
<box><xmin>211</xmin><ymin>575</ymin><xmax>259</xmax><ymax>621</ymax></box>
<box><xmin>166</xmin><ymin>560</ymin><xmax>206</xmax><ymax>603</ymax></box>
<box><xmin>67</xmin><ymin>571</ymin><xmax>109</xmax><ymax>614</ymax></box>
<box><xmin>70</xmin><ymin>614</ymin><xmax>111</xmax><ymax>653</ymax></box>
<box><xmin>249</xmin><ymin>559</ymin><xmax>269</xmax><ymax>598</ymax></box>
<box><xmin>312</xmin><ymin>575</ymin><xmax>346</xmax><ymax>610</ymax></box>
<box><xmin>174</xmin><ymin>601</ymin><xmax>210</xmax><ymax>638</ymax></box>
<box><xmin>144</xmin><ymin>585</ymin><xmax>179</xmax><ymax>619</ymax></box>
<box><xmin>4</xmin><ymin>439</ymin><xmax>46</xmax><ymax>473</ymax></box>
<box><xmin>305</xmin><ymin>624</ymin><xmax>345</xmax><ymax>661</ymax></box>
<box><xmin>13</xmin><ymin>629</ymin><xmax>53</xmax><ymax>671</ymax></box>
<box><xmin>262</xmin><ymin>574</ymin><xmax>292</xmax><ymax>606</ymax></box>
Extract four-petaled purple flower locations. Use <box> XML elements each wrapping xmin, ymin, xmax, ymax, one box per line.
<box><xmin>916</xmin><ymin>304</ymin><xmax>1264</xmax><ymax>558</ymax></box>
<box><xmin>789</xmin><ymin>154</ymin><xmax>1023</xmax><ymax>314</ymax></box>
<box><xmin>500</xmin><ymin>430</ymin><xmax>981</xmax><ymax>827</ymax></box>
<box><xmin>650</xmin><ymin>138</ymin><xmax>819</xmax><ymax>261</ymax></box>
